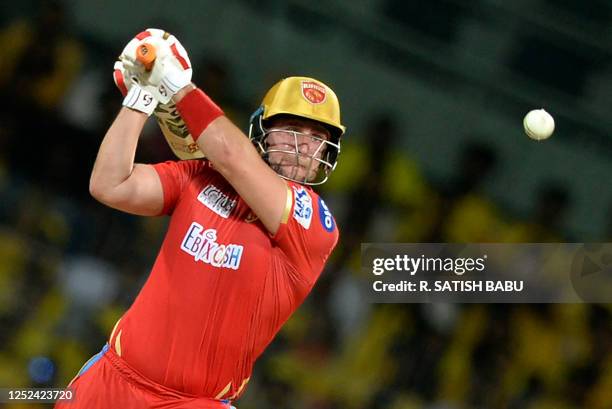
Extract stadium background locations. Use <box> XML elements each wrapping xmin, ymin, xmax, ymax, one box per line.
<box><xmin>0</xmin><ymin>0</ymin><xmax>611</xmax><ymax>408</ymax></box>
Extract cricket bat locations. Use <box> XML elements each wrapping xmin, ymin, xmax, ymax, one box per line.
<box><xmin>137</xmin><ymin>43</ymin><xmax>205</xmax><ymax>160</ymax></box>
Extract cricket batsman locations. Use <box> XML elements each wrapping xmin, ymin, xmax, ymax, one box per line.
<box><xmin>55</xmin><ymin>29</ymin><xmax>345</xmax><ymax>408</ymax></box>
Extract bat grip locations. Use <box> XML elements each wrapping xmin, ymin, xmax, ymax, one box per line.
<box><xmin>136</xmin><ymin>43</ymin><xmax>156</xmax><ymax>71</ymax></box>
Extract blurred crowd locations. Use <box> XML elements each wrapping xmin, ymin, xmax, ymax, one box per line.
<box><xmin>0</xmin><ymin>3</ymin><xmax>610</xmax><ymax>409</ymax></box>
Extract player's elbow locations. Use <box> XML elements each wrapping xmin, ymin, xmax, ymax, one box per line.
<box><xmin>89</xmin><ymin>176</ymin><xmax>116</xmax><ymax>205</ymax></box>
<box><xmin>89</xmin><ymin>176</ymin><xmax>102</xmax><ymax>200</ymax></box>
<box><xmin>89</xmin><ymin>180</ymin><xmax>108</xmax><ymax>204</ymax></box>
<box><xmin>89</xmin><ymin>184</ymin><xmax>129</xmax><ymax>212</ymax></box>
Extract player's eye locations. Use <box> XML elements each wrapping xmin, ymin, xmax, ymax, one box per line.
<box><xmin>310</xmin><ymin>133</ymin><xmax>327</xmax><ymax>142</ymax></box>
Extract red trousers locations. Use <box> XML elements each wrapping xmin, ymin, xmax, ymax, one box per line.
<box><xmin>55</xmin><ymin>344</ymin><xmax>232</xmax><ymax>409</ymax></box>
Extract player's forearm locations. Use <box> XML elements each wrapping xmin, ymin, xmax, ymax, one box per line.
<box><xmin>198</xmin><ymin>117</ymin><xmax>255</xmax><ymax>173</ymax></box>
<box><xmin>173</xmin><ymin>86</ymin><xmax>287</xmax><ymax>234</ymax></box>
<box><xmin>172</xmin><ymin>86</ymin><xmax>257</xmax><ymax>178</ymax></box>
<box><xmin>172</xmin><ymin>85</ymin><xmax>229</xmax><ymax>168</ymax></box>
<box><xmin>89</xmin><ymin>108</ymin><xmax>147</xmax><ymax>201</ymax></box>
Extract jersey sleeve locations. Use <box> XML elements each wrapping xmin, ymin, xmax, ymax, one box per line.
<box><xmin>152</xmin><ymin>160</ymin><xmax>203</xmax><ymax>215</ymax></box>
<box><xmin>272</xmin><ymin>182</ymin><xmax>339</xmax><ymax>287</ymax></box>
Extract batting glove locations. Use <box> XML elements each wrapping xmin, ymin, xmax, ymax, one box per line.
<box><xmin>119</xmin><ymin>28</ymin><xmax>192</xmax><ymax>104</ymax></box>
<box><xmin>113</xmin><ymin>60</ymin><xmax>158</xmax><ymax>116</ymax></box>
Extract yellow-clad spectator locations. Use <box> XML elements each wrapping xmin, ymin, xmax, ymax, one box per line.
<box><xmin>432</xmin><ymin>141</ymin><xmax>506</xmax><ymax>242</ymax></box>
<box><xmin>324</xmin><ymin>113</ymin><xmax>436</xmax><ymax>262</ymax></box>
<box><xmin>0</xmin><ymin>1</ymin><xmax>83</xmax><ymax>111</ymax></box>
<box><xmin>502</xmin><ymin>183</ymin><xmax>571</xmax><ymax>243</ymax></box>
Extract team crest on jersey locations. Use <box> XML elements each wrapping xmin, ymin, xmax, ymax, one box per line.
<box><xmin>181</xmin><ymin>222</ymin><xmax>243</xmax><ymax>270</ymax></box>
<box><xmin>198</xmin><ymin>184</ymin><xmax>237</xmax><ymax>218</ymax></box>
<box><xmin>318</xmin><ymin>197</ymin><xmax>335</xmax><ymax>232</ymax></box>
<box><xmin>292</xmin><ymin>186</ymin><xmax>313</xmax><ymax>229</ymax></box>
<box><xmin>301</xmin><ymin>81</ymin><xmax>326</xmax><ymax>104</ymax></box>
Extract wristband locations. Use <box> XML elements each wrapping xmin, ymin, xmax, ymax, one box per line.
<box><xmin>176</xmin><ymin>88</ymin><xmax>224</xmax><ymax>141</ymax></box>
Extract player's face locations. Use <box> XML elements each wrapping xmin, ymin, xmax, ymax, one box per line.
<box><xmin>265</xmin><ymin>117</ymin><xmax>331</xmax><ymax>182</ymax></box>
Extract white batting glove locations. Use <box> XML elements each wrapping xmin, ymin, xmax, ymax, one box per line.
<box><xmin>119</xmin><ymin>28</ymin><xmax>192</xmax><ymax>104</ymax></box>
<box><xmin>113</xmin><ymin>60</ymin><xmax>158</xmax><ymax>116</ymax></box>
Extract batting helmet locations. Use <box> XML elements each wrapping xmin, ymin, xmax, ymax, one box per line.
<box><xmin>249</xmin><ymin>76</ymin><xmax>346</xmax><ymax>185</ymax></box>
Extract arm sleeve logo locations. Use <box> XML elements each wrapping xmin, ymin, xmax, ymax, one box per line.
<box><xmin>318</xmin><ymin>197</ymin><xmax>335</xmax><ymax>232</ymax></box>
<box><xmin>292</xmin><ymin>186</ymin><xmax>313</xmax><ymax>229</ymax></box>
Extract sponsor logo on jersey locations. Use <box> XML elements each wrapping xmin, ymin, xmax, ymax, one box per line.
<box><xmin>292</xmin><ymin>186</ymin><xmax>313</xmax><ymax>229</ymax></box>
<box><xmin>301</xmin><ymin>81</ymin><xmax>326</xmax><ymax>104</ymax></box>
<box><xmin>318</xmin><ymin>197</ymin><xmax>335</xmax><ymax>232</ymax></box>
<box><xmin>181</xmin><ymin>222</ymin><xmax>243</xmax><ymax>270</ymax></box>
<box><xmin>198</xmin><ymin>184</ymin><xmax>237</xmax><ymax>218</ymax></box>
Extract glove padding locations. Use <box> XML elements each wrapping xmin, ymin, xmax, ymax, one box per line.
<box><xmin>113</xmin><ymin>60</ymin><xmax>158</xmax><ymax>116</ymax></box>
<box><xmin>119</xmin><ymin>28</ymin><xmax>192</xmax><ymax>104</ymax></box>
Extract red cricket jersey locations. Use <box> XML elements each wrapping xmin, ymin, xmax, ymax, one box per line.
<box><xmin>108</xmin><ymin>160</ymin><xmax>338</xmax><ymax>400</ymax></box>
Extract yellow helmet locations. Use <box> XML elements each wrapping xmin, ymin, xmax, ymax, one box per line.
<box><xmin>249</xmin><ymin>76</ymin><xmax>346</xmax><ymax>185</ymax></box>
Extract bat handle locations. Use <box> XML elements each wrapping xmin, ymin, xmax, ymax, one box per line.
<box><xmin>136</xmin><ymin>43</ymin><xmax>156</xmax><ymax>71</ymax></box>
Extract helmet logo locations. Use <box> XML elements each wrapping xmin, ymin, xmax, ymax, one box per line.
<box><xmin>301</xmin><ymin>81</ymin><xmax>327</xmax><ymax>104</ymax></box>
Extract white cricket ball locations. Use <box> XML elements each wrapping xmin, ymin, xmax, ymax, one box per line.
<box><xmin>523</xmin><ymin>109</ymin><xmax>555</xmax><ymax>140</ymax></box>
